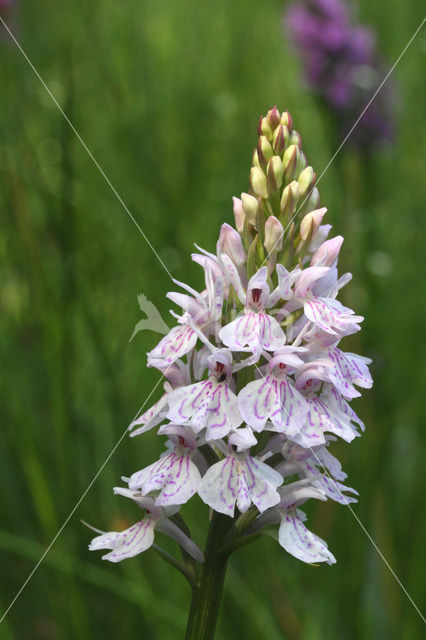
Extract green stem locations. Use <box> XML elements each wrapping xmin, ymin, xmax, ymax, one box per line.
<box><xmin>185</xmin><ymin>512</ymin><xmax>232</xmax><ymax>640</ymax></box>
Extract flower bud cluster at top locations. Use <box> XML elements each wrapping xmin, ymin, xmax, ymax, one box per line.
<box><xmin>234</xmin><ymin>106</ymin><xmax>320</xmax><ymax>280</ymax></box>
<box><xmin>89</xmin><ymin>107</ymin><xmax>372</xmax><ymax>568</ymax></box>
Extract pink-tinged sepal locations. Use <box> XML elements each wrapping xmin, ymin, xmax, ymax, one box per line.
<box><xmin>325</xmin><ymin>387</ymin><xmax>366</xmax><ymax>433</ymax></box>
<box><xmin>148</xmin><ymin>322</ymin><xmax>198</xmax><ymax>366</ymax></box>
<box><xmin>217</xmin><ymin>223</ymin><xmax>246</xmax><ymax>268</ymax></box>
<box><xmin>129</xmin><ymin>393</ymin><xmax>168</xmax><ymax>437</ymax></box>
<box><xmin>311</xmin><ymin>236</ymin><xmax>344</xmax><ymax>267</ymax></box>
<box><xmin>295</xmin><ymin>266</ymin><xmax>330</xmax><ymax>299</ymax></box>
<box><xmin>304</xmin><ymin>297</ymin><xmax>363</xmax><ymax>336</ymax></box>
<box><xmin>290</xmin><ymin>390</ymin><xmax>356</xmax><ymax>446</ymax></box>
<box><xmin>325</xmin><ymin>347</ymin><xmax>372</xmax><ymax>398</ymax></box>
<box><xmin>314</xmin><ymin>447</ymin><xmax>347</xmax><ymax>481</ymax></box>
<box><xmin>219</xmin><ymin>254</ymin><xmax>246</xmax><ymax>304</ymax></box>
<box><xmin>303</xmin><ymin>460</ymin><xmax>358</xmax><ymax>505</ymax></box>
<box><xmin>198</xmin><ymin>451</ymin><xmax>282</xmax><ymax>517</ymax></box>
<box><xmin>278</xmin><ymin>481</ymin><xmax>327</xmax><ymax>509</ymax></box>
<box><xmin>278</xmin><ymin>511</ymin><xmax>336</xmax><ymax>565</ymax></box>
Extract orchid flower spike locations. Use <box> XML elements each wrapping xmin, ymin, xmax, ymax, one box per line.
<box><xmin>89</xmin><ymin>107</ymin><xmax>372</xmax><ymax>638</ymax></box>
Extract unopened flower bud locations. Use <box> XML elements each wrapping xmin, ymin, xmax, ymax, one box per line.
<box><xmin>298</xmin><ymin>166</ymin><xmax>316</xmax><ymax>198</ymax></box>
<box><xmin>283</xmin><ymin>144</ymin><xmax>299</xmax><ymax>181</ymax></box>
<box><xmin>264</xmin><ymin>216</ymin><xmax>284</xmax><ymax>254</ymax></box>
<box><xmin>233</xmin><ymin>196</ymin><xmax>245</xmax><ymax>234</ymax></box>
<box><xmin>241</xmin><ymin>192</ymin><xmax>258</xmax><ymax>224</ymax></box>
<box><xmin>272</xmin><ymin>124</ymin><xmax>288</xmax><ymax>155</ymax></box>
<box><xmin>267</xmin><ymin>105</ymin><xmax>281</xmax><ymax>130</ymax></box>
<box><xmin>257</xmin><ymin>135</ymin><xmax>274</xmax><ymax>170</ymax></box>
<box><xmin>288</xmin><ymin>129</ymin><xmax>301</xmax><ymax>149</ymax></box>
<box><xmin>300</xmin><ymin>207</ymin><xmax>327</xmax><ymax>240</ymax></box>
<box><xmin>250</xmin><ymin>166</ymin><xmax>268</xmax><ymax>199</ymax></box>
<box><xmin>280</xmin><ymin>111</ymin><xmax>293</xmax><ymax>131</ymax></box>
<box><xmin>280</xmin><ymin>181</ymin><xmax>300</xmax><ymax>219</ymax></box>
<box><xmin>218</xmin><ymin>223</ymin><xmax>246</xmax><ymax>267</ymax></box>
<box><xmin>259</xmin><ymin>117</ymin><xmax>273</xmax><ymax>141</ymax></box>
<box><xmin>296</xmin><ymin>150</ymin><xmax>307</xmax><ymax>176</ymax></box>
<box><xmin>252</xmin><ymin>149</ymin><xmax>262</xmax><ymax>171</ymax></box>
<box><xmin>302</xmin><ymin>186</ymin><xmax>321</xmax><ymax>213</ymax></box>
<box><xmin>267</xmin><ymin>156</ymin><xmax>284</xmax><ymax>194</ymax></box>
<box><xmin>311</xmin><ymin>236</ymin><xmax>344</xmax><ymax>266</ymax></box>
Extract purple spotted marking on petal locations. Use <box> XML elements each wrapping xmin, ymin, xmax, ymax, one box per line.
<box><xmin>304</xmin><ymin>297</ymin><xmax>363</xmax><ymax>336</ymax></box>
<box><xmin>129</xmin><ymin>450</ymin><xmax>201</xmax><ymax>506</ymax></box>
<box><xmin>167</xmin><ymin>378</ymin><xmax>242</xmax><ymax>438</ymax></box>
<box><xmin>148</xmin><ymin>324</ymin><xmax>197</xmax><ymax>365</ymax></box>
<box><xmin>219</xmin><ymin>312</ymin><xmax>285</xmax><ymax>353</ymax></box>
<box><xmin>238</xmin><ymin>375</ymin><xmax>309</xmax><ymax>434</ymax></box>
<box><xmin>279</xmin><ymin>513</ymin><xmax>336</xmax><ymax>564</ymax></box>
<box><xmin>198</xmin><ymin>452</ymin><xmax>282</xmax><ymax>516</ymax></box>
<box><xmin>89</xmin><ymin>517</ymin><xmax>156</xmax><ymax>563</ymax></box>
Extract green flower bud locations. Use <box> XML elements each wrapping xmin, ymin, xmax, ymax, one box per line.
<box><xmin>252</xmin><ymin>149</ymin><xmax>262</xmax><ymax>171</ymax></box>
<box><xmin>283</xmin><ymin>144</ymin><xmax>299</xmax><ymax>181</ymax></box>
<box><xmin>280</xmin><ymin>111</ymin><xmax>293</xmax><ymax>131</ymax></box>
<box><xmin>241</xmin><ymin>192</ymin><xmax>259</xmax><ymax>224</ymax></box>
<box><xmin>250</xmin><ymin>166</ymin><xmax>268</xmax><ymax>199</ymax></box>
<box><xmin>288</xmin><ymin>129</ymin><xmax>301</xmax><ymax>148</ymax></box>
<box><xmin>267</xmin><ymin>156</ymin><xmax>284</xmax><ymax>191</ymax></box>
<box><xmin>266</xmin><ymin>105</ymin><xmax>281</xmax><ymax>130</ymax></box>
<box><xmin>301</xmin><ymin>186</ymin><xmax>321</xmax><ymax>214</ymax></box>
<box><xmin>297</xmin><ymin>166</ymin><xmax>316</xmax><ymax>198</ymax></box>
<box><xmin>257</xmin><ymin>135</ymin><xmax>274</xmax><ymax>170</ymax></box>
<box><xmin>259</xmin><ymin>117</ymin><xmax>273</xmax><ymax>141</ymax></box>
<box><xmin>295</xmin><ymin>150</ymin><xmax>306</xmax><ymax>178</ymax></box>
<box><xmin>280</xmin><ymin>181</ymin><xmax>300</xmax><ymax>220</ymax></box>
<box><xmin>272</xmin><ymin>124</ymin><xmax>288</xmax><ymax>156</ymax></box>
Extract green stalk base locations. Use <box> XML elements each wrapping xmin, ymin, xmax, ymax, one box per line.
<box><xmin>184</xmin><ymin>512</ymin><xmax>231</xmax><ymax>640</ymax></box>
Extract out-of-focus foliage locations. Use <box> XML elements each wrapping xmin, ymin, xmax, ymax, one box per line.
<box><xmin>0</xmin><ymin>1</ymin><xmax>424</xmax><ymax>639</ymax></box>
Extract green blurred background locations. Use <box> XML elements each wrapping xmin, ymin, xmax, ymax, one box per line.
<box><xmin>0</xmin><ymin>1</ymin><xmax>425</xmax><ymax>638</ymax></box>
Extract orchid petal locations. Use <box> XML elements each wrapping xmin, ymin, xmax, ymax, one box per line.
<box><xmin>279</xmin><ymin>513</ymin><xmax>336</xmax><ymax>565</ymax></box>
<box><xmin>89</xmin><ymin>517</ymin><xmax>156</xmax><ymax>563</ymax></box>
<box><xmin>238</xmin><ymin>376</ymin><xmax>309</xmax><ymax>434</ymax></box>
<box><xmin>129</xmin><ymin>393</ymin><xmax>168</xmax><ymax>434</ymax></box>
<box><xmin>295</xmin><ymin>266</ymin><xmax>329</xmax><ymax>298</ymax></box>
<box><xmin>129</xmin><ymin>450</ymin><xmax>201</xmax><ymax>506</ymax></box>
<box><xmin>198</xmin><ymin>452</ymin><xmax>282</xmax><ymax>517</ymax></box>
<box><xmin>148</xmin><ymin>324</ymin><xmax>198</xmax><ymax>366</ymax></box>
<box><xmin>167</xmin><ymin>380</ymin><xmax>242</xmax><ymax>439</ymax></box>
<box><xmin>219</xmin><ymin>312</ymin><xmax>285</xmax><ymax>354</ymax></box>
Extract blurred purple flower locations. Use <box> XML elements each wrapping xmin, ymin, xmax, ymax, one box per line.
<box><xmin>0</xmin><ymin>0</ymin><xmax>15</xmax><ymax>40</ymax></box>
<box><xmin>285</xmin><ymin>0</ymin><xmax>394</xmax><ymax>150</ymax></box>
<box><xmin>0</xmin><ymin>0</ymin><xmax>16</xmax><ymax>25</ymax></box>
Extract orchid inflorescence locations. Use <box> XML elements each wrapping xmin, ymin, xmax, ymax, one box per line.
<box><xmin>89</xmin><ymin>106</ymin><xmax>372</xmax><ymax>573</ymax></box>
